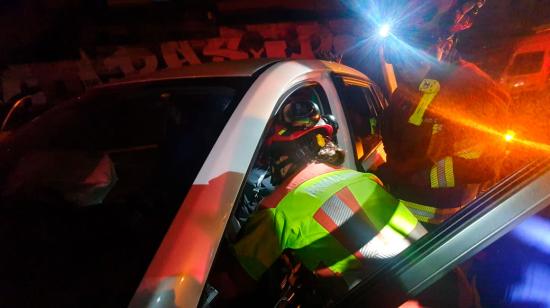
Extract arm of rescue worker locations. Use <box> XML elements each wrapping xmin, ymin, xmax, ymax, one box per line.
<box><xmin>233</xmin><ymin>208</ymin><xmax>284</xmax><ymax>281</ymax></box>
<box><xmin>208</xmin><ymin>209</ymin><xmax>283</xmax><ymax>302</ymax></box>
<box><xmin>423</xmin><ymin>154</ymin><xmax>502</xmax><ymax>189</ymax></box>
<box><xmin>452</xmin><ymin>154</ymin><xmax>502</xmax><ymax>184</ymax></box>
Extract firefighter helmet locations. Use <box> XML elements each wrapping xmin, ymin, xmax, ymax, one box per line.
<box><xmin>280</xmin><ymin>97</ymin><xmax>322</xmax><ymax>129</ymax></box>
<box><xmin>267</xmin><ymin>100</ymin><xmax>340</xmax><ymax>183</ymax></box>
<box><xmin>268</xmin><ymin>100</ymin><xmax>334</xmax><ymax>157</ymax></box>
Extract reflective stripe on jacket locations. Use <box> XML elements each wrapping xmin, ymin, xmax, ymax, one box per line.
<box><xmin>430</xmin><ymin>156</ymin><xmax>455</xmax><ymax>188</ymax></box>
<box><xmin>401</xmin><ymin>199</ymin><xmax>464</xmax><ymax>224</ymax></box>
<box><xmin>233</xmin><ymin>163</ymin><xmax>426</xmax><ymax>284</ymax></box>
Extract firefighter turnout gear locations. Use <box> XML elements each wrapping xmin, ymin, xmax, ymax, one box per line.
<box><xmin>233</xmin><ymin>163</ymin><xmax>426</xmax><ymax>286</ymax></box>
<box><xmin>380</xmin><ymin>60</ymin><xmax>511</xmax><ymax>225</ymax></box>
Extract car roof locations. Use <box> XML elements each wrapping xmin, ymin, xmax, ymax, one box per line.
<box><xmin>92</xmin><ymin>59</ymin><xmax>372</xmax><ymax>90</ymax></box>
<box><xmin>94</xmin><ymin>59</ymin><xmax>280</xmax><ymax>89</ymax></box>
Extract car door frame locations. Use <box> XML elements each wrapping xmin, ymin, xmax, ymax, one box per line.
<box><xmin>309</xmin><ymin>70</ymin><xmax>358</xmax><ymax>170</ymax></box>
<box><xmin>338</xmin><ymin>157</ymin><xmax>550</xmax><ymax>307</ymax></box>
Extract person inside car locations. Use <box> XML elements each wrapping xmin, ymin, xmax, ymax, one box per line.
<box><xmin>209</xmin><ymin>99</ymin><xmax>427</xmax><ymax>305</ymax></box>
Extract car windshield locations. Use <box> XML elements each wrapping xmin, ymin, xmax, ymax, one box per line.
<box><xmin>508</xmin><ymin>51</ymin><xmax>545</xmax><ymax>75</ymax></box>
<box><xmin>0</xmin><ymin>77</ymin><xmax>251</xmax><ymax>306</ymax></box>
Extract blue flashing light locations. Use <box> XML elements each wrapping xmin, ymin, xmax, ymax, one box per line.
<box><xmin>512</xmin><ymin>215</ymin><xmax>550</xmax><ymax>254</ymax></box>
<box><xmin>509</xmin><ymin>262</ymin><xmax>550</xmax><ymax>306</ymax></box>
<box><xmin>379</xmin><ymin>23</ymin><xmax>391</xmax><ymax>38</ymax></box>
<box><xmin>338</xmin><ymin>0</ymin><xmax>443</xmax><ymax>68</ymax></box>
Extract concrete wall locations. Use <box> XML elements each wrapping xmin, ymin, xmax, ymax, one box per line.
<box><xmin>1</xmin><ymin>19</ymin><xmax>366</xmax><ymax>104</ymax></box>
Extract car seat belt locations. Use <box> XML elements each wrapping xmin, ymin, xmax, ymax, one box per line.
<box><xmin>253</xmin><ymin>169</ymin><xmax>269</xmax><ymax>200</ymax></box>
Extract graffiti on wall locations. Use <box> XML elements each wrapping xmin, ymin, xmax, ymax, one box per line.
<box><xmin>1</xmin><ymin>19</ymin><xmax>365</xmax><ymax>104</ymax></box>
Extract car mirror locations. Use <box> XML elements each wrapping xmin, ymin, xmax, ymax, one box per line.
<box><xmin>2</xmin><ymin>150</ymin><xmax>118</xmax><ymax>207</ymax></box>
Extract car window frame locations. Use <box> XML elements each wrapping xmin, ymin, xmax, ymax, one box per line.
<box><xmin>330</xmin><ymin>74</ymin><xmax>386</xmax><ymax>172</ymax></box>
<box><xmin>508</xmin><ymin>51</ymin><xmax>546</xmax><ymax>76</ymax></box>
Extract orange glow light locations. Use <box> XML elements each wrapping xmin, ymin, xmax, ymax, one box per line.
<box><xmin>429</xmin><ymin>107</ymin><xmax>550</xmax><ymax>154</ymax></box>
<box><xmin>504</xmin><ymin>130</ymin><xmax>516</xmax><ymax>142</ymax></box>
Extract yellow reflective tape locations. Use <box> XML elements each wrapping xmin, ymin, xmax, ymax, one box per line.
<box><xmin>277</xmin><ymin>128</ymin><xmax>287</xmax><ymax>135</ymax></box>
<box><xmin>316</xmin><ymin>134</ymin><xmax>326</xmax><ymax>147</ymax></box>
<box><xmin>456</xmin><ymin>145</ymin><xmax>483</xmax><ymax>159</ymax></box>
<box><xmin>401</xmin><ymin>201</ymin><xmax>437</xmax><ymax>223</ymax></box>
<box><xmin>430</xmin><ymin>157</ymin><xmax>455</xmax><ymax>188</ymax></box>
<box><xmin>408</xmin><ymin>79</ymin><xmax>440</xmax><ymax>126</ymax></box>
<box><xmin>400</xmin><ymin>200</ymin><xmax>437</xmax><ymax>214</ymax></box>
<box><xmin>416</xmin><ymin>215</ymin><xmax>432</xmax><ymax>223</ymax></box>
<box><xmin>457</xmin><ymin>150</ymin><xmax>481</xmax><ymax>159</ymax></box>
<box><xmin>430</xmin><ymin>164</ymin><xmax>440</xmax><ymax>188</ymax></box>
<box><xmin>401</xmin><ymin>200</ymin><xmax>464</xmax><ymax>224</ymax></box>
<box><xmin>432</xmin><ymin>123</ymin><xmax>443</xmax><ymax>135</ymax></box>
<box><xmin>444</xmin><ymin>156</ymin><xmax>455</xmax><ymax>188</ymax></box>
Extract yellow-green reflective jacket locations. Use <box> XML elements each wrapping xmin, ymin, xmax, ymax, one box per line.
<box><xmin>234</xmin><ymin>163</ymin><xmax>426</xmax><ymax>284</ymax></box>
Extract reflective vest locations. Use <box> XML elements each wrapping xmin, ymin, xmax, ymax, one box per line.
<box><xmin>233</xmin><ymin>163</ymin><xmax>426</xmax><ymax>285</ymax></box>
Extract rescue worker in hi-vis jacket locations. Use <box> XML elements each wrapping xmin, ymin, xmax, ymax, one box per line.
<box><xmin>212</xmin><ymin>99</ymin><xmax>427</xmax><ymax>304</ymax></box>
<box><xmin>371</xmin><ymin>0</ymin><xmax>511</xmax><ymax>227</ymax></box>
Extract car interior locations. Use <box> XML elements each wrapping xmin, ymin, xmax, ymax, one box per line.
<box><xmin>330</xmin><ymin>75</ymin><xmax>387</xmax><ymax>173</ymax></box>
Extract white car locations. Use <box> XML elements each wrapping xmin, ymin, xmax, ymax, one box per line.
<box><xmin>1</xmin><ymin>59</ymin><xmax>550</xmax><ymax>308</ymax></box>
<box><xmin>0</xmin><ymin>59</ymin><xmax>388</xmax><ymax>307</ymax></box>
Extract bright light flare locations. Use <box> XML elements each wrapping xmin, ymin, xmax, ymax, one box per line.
<box><xmin>430</xmin><ymin>108</ymin><xmax>550</xmax><ymax>153</ymax></box>
<box><xmin>513</xmin><ymin>81</ymin><xmax>525</xmax><ymax>88</ymax></box>
<box><xmin>379</xmin><ymin>23</ymin><xmax>391</xmax><ymax>38</ymax></box>
<box><xmin>338</xmin><ymin>0</ymin><xmax>550</xmax><ymax>155</ymax></box>
<box><xmin>505</xmin><ymin>130</ymin><xmax>516</xmax><ymax>142</ymax></box>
